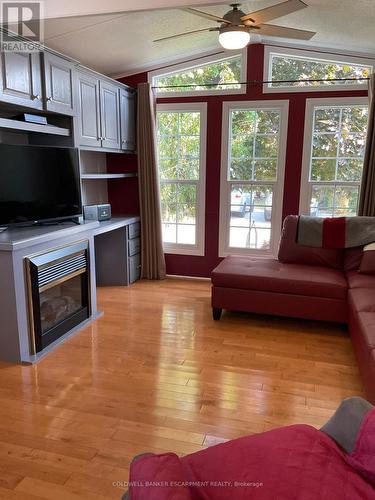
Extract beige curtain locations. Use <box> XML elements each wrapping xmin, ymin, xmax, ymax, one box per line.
<box><xmin>137</xmin><ymin>83</ymin><xmax>166</xmax><ymax>279</ymax></box>
<box><xmin>358</xmin><ymin>74</ymin><xmax>375</xmax><ymax>216</ymax></box>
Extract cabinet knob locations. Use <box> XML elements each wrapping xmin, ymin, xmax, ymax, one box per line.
<box><xmin>31</xmin><ymin>94</ymin><xmax>41</xmax><ymax>100</ymax></box>
<box><xmin>46</xmin><ymin>96</ymin><xmax>52</xmax><ymax>102</ymax></box>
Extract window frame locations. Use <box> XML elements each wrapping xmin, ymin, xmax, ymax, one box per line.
<box><xmin>263</xmin><ymin>46</ymin><xmax>374</xmax><ymax>94</ymax></box>
<box><xmin>156</xmin><ymin>102</ymin><xmax>207</xmax><ymax>256</ymax></box>
<box><xmin>149</xmin><ymin>50</ymin><xmax>247</xmax><ymax>98</ymax></box>
<box><xmin>219</xmin><ymin>99</ymin><xmax>289</xmax><ymax>258</ymax></box>
<box><xmin>299</xmin><ymin>96</ymin><xmax>368</xmax><ymax>216</ymax></box>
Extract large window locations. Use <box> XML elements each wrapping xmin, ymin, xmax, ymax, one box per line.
<box><xmin>219</xmin><ymin>101</ymin><xmax>288</xmax><ymax>257</ymax></box>
<box><xmin>156</xmin><ymin>103</ymin><xmax>206</xmax><ymax>255</ymax></box>
<box><xmin>300</xmin><ymin>97</ymin><xmax>368</xmax><ymax>217</ymax></box>
<box><xmin>264</xmin><ymin>47</ymin><xmax>373</xmax><ymax>93</ymax></box>
<box><xmin>149</xmin><ymin>51</ymin><xmax>246</xmax><ymax>97</ymax></box>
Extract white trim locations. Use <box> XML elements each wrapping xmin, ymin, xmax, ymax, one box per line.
<box><xmin>157</xmin><ymin>101</ymin><xmax>207</xmax><ymax>256</ymax></box>
<box><xmin>110</xmin><ymin>47</ymin><xmax>223</xmax><ymax>80</ymax></box>
<box><xmin>299</xmin><ymin>96</ymin><xmax>369</xmax><ymax>215</ymax></box>
<box><xmin>218</xmin><ymin>99</ymin><xmax>289</xmax><ymax>258</ymax></box>
<box><xmin>149</xmin><ymin>50</ymin><xmax>247</xmax><ymax>98</ymax></box>
<box><xmin>262</xmin><ymin>40</ymin><xmax>375</xmax><ymax>62</ymax></box>
<box><xmin>263</xmin><ymin>46</ymin><xmax>373</xmax><ymax>94</ymax></box>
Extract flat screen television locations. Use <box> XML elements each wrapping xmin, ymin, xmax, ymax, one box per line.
<box><xmin>0</xmin><ymin>144</ymin><xmax>82</xmax><ymax>226</ymax></box>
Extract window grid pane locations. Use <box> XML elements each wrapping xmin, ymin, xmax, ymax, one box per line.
<box><xmin>154</xmin><ymin>55</ymin><xmax>242</xmax><ymax>93</ymax></box>
<box><xmin>159</xmin><ymin>181</ymin><xmax>198</xmax><ymax>246</ymax></box>
<box><xmin>227</xmin><ymin>108</ymin><xmax>281</xmax><ymax>251</ymax></box>
<box><xmin>157</xmin><ymin>110</ymin><xmax>202</xmax><ymax>248</ymax></box>
<box><xmin>270</xmin><ymin>54</ymin><xmax>371</xmax><ymax>88</ymax></box>
<box><xmin>229</xmin><ymin>110</ymin><xmax>280</xmax><ymax>182</ymax></box>
<box><xmin>157</xmin><ymin>111</ymin><xmax>201</xmax><ymax>181</ymax></box>
<box><xmin>308</xmin><ymin>105</ymin><xmax>368</xmax><ymax>217</ymax></box>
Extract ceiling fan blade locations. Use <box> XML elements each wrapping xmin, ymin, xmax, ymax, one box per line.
<box><xmin>241</xmin><ymin>0</ymin><xmax>307</xmax><ymax>24</ymax></box>
<box><xmin>256</xmin><ymin>23</ymin><xmax>315</xmax><ymax>40</ymax></box>
<box><xmin>154</xmin><ymin>27</ymin><xmax>219</xmax><ymax>43</ymax></box>
<box><xmin>182</xmin><ymin>7</ymin><xmax>232</xmax><ymax>25</ymax></box>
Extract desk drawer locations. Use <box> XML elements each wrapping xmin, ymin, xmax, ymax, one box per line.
<box><xmin>128</xmin><ymin>222</ymin><xmax>140</xmax><ymax>239</ymax></box>
<box><xmin>128</xmin><ymin>237</ymin><xmax>140</xmax><ymax>257</ymax></box>
<box><xmin>129</xmin><ymin>253</ymin><xmax>141</xmax><ymax>283</ymax></box>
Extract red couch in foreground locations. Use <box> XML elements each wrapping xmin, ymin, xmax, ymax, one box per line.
<box><xmin>211</xmin><ymin>215</ymin><xmax>375</xmax><ymax>402</ymax></box>
<box><xmin>126</xmin><ymin>399</ymin><xmax>375</xmax><ymax>499</ymax></box>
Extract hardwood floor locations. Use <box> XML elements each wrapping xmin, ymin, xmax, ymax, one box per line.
<box><xmin>0</xmin><ymin>279</ymin><xmax>364</xmax><ymax>499</ymax></box>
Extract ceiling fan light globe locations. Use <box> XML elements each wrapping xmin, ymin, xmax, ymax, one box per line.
<box><xmin>218</xmin><ymin>30</ymin><xmax>250</xmax><ymax>49</ymax></box>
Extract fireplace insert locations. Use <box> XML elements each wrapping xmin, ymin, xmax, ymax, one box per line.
<box><xmin>25</xmin><ymin>241</ymin><xmax>90</xmax><ymax>354</ymax></box>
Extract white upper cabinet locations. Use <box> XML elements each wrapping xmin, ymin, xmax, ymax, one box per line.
<box><xmin>99</xmin><ymin>81</ymin><xmax>121</xmax><ymax>150</ymax></box>
<box><xmin>120</xmin><ymin>88</ymin><xmax>136</xmax><ymax>152</ymax></box>
<box><xmin>0</xmin><ymin>51</ymin><xmax>43</xmax><ymax>110</ymax></box>
<box><xmin>43</xmin><ymin>52</ymin><xmax>76</xmax><ymax>116</ymax></box>
<box><xmin>76</xmin><ymin>70</ymin><xmax>102</xmax><ymax>148</ymax></box>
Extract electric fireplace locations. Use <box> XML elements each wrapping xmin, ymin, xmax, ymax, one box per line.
<box><xmin>25</xmin><ymin>241</ymin><xmax>90</xmax><ymax>354</ymax></box>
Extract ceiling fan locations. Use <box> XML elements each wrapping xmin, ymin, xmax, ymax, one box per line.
<box><xmin>154</xmin><ymin>0</ymin><xmax>316</xmax><ymax>50</ymax></box>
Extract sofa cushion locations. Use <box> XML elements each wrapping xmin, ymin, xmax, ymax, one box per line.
<box><xmin>344</xmin><ymin>247</ymin><xmax>363</xmax><ymax>272</ymax></box>
<box><xmin>212</xmin><ymin>256</ymin><xmax>347</xmax><ymax>300</ymax></box>
<box><xmin>349</xmin><ymin>310</ymin><xmax>375</xmax><ymax>403</ymax></box>
<box><xmin>360</xmin><ymin>243</ymin><xmax>375</xmax><ymax>275</ymax></box>
<box><xmin>368</xmin><ymin>351</ymin><xmax>375</xmax><ymax>404</ymax></box>
<box><xmin>346</xmin><ymin>270</ymin><xmax>375</xmax><ymax>289</ymax></box>
<box><xmin>320</xmin><ymin>397</ymin><xmax>374</xmax><ymax>454</ymax></box>
<box><xmin>348</xmin><ymin>289</ymin><xmax>375</xmax><ymax>313</ymax></box>
<box><xmin>356</xmin><ymin>314</ymin><xmax>375</xmax><ymax>353</ymax></box>
<box><xmin>278</xmin><ymin>215</ymin><xmax>343</xmax><ymax>269</ymax></box>
<box><xmin>349</xmin><ymin>308</ymin><xmax>375</xmax><ymax>353</ymax></box>
<box><xmin>345</xmin><ymin>407</ymin><xmax>375</xmax><ymax>487</ymax></box>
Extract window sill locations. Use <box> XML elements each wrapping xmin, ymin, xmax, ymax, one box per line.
<box><xmin>163</xmin><ymin>245</ymin><xmax>205</xmax><ymax>257</ymax></box>
<box><xmin>218</xmin><ymin>248</ymin><xmax>277</xmax><ymax>259</ymax></box>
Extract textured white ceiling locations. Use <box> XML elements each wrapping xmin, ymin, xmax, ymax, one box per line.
<box><xmin>38</xmin><ymin>0</ymin><xmax>230</xmax><ymax>20</ymax></box>
<box><xmin>42</xmin><ymin>0</ymin><xmax>375</xmax><ymax>77</ymax></box>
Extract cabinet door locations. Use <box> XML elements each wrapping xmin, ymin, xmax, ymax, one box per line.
<box><xmin>43</xmin><ymin>52</ymin><xmax>75</xmax><ymax>116</ymax></box>
<box><xmin>119</xmin><ymin>88</ymin><xmax>136</xmax><ymax>151</ymax></box>
<box><xmin>129</xmin><ymin>254</ymin><xmax>141</xmax><ymax>284</ymax></box>
<box><xmin>76</xmin><ymin>71</ymin><xmax>101</xmax><ymax>147</ymax></box>
<box><xmin>0</xmin><ymin>51</ymin><xmax>43</xmax><ymax>109</ymax></box>
<box><xmin>99</xmin><ymin>81</ymin><xmax>120</xmax><ymax>150</ymax></box>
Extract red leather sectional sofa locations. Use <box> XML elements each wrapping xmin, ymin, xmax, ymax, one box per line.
<box><xmin>211</xmin><ymin>215</ymin><xmax>375</xmax><ymax>403</ymax></box>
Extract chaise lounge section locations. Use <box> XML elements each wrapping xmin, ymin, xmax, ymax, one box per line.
<box><xmin>211</xmin><ymin>215</ymin><xmax>375</xmax><ymax>403</ymax></box>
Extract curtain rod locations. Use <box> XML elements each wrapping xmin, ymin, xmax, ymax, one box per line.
<box><xmin>152</xmin><ymin>76</ymin><xmax>370</xmax><ymax>89</ymax></box>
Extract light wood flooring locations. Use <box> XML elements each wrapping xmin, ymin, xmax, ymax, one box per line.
<box><xmin>0</xmin><ymin>279</ymin><xmax>365</xmax><ymax>499</ymax></box>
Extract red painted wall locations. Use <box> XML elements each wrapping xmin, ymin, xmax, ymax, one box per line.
<box><xmin>108</xmin><ymin>43</ymin><xmax>367</xmax><ymax>278</ymax></box>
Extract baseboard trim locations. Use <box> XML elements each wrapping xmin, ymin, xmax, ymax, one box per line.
<box><xmin>166</xmin><ymin>274</ymin><xmax>211</xmax><ymax>282</ymax></box>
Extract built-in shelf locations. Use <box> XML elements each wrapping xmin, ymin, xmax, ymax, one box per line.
<box><xmin>0</xmin><ymin>117</ymin><xmax>70</xmax><ymax>136</ymax></box>
<box><xmin>81</xmin><ymin>173</ymin><xmax>137</xmax><ymax>180</ymax></box>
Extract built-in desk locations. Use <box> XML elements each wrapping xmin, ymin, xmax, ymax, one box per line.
<box><xmin>0</xmin><ymin>216</ymin><xmax>140</xmax><ymax>364</ymax></box>
<box><xmin>94</xmin><ymin>217</ymin><xmax>141</xmax><ymax>286</ymax></box>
